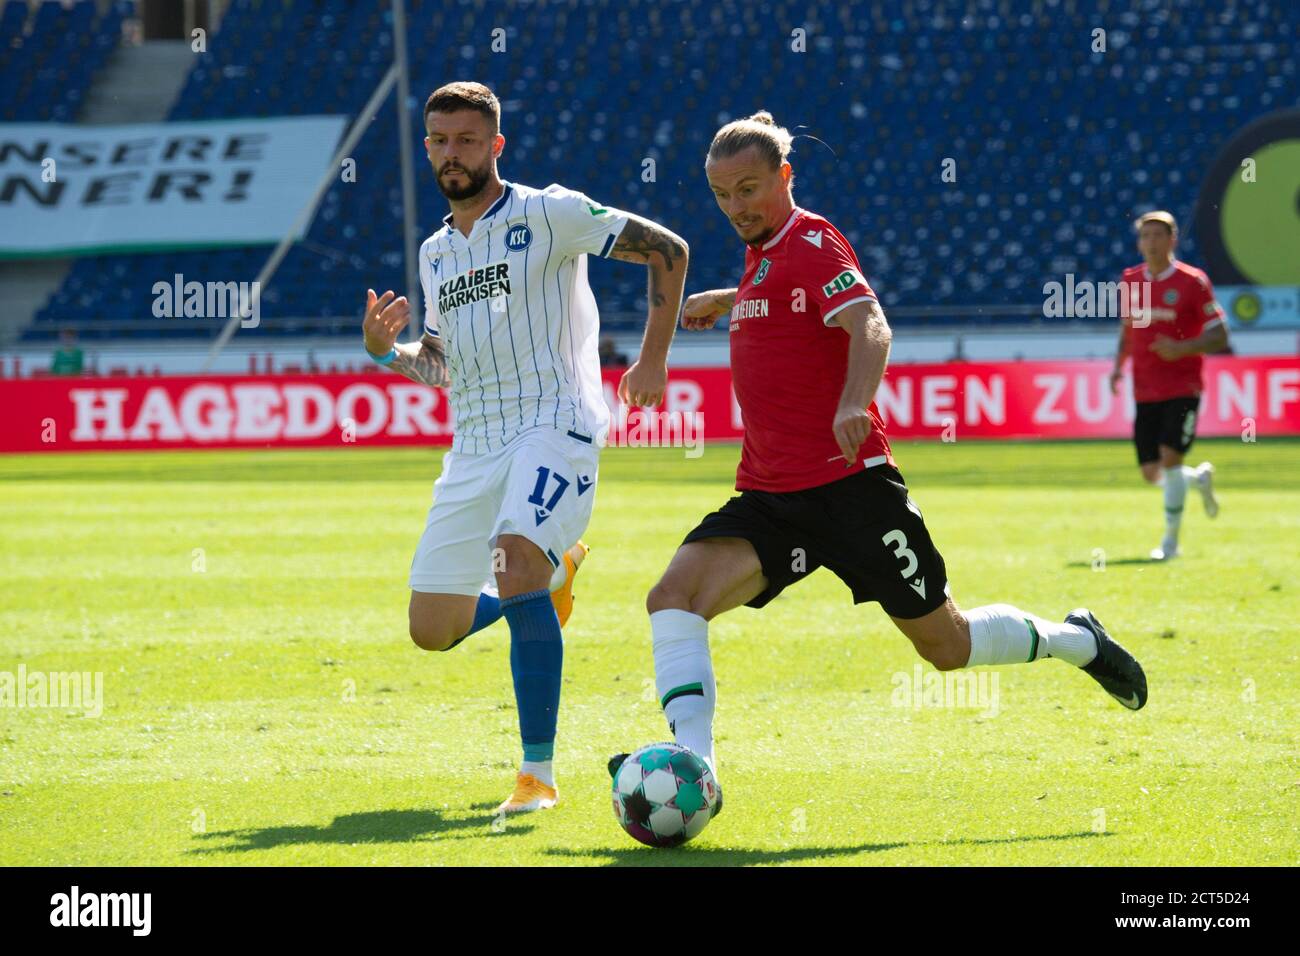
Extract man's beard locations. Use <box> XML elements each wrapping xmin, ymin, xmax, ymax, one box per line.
<box><xmin>738</xmin><ymin>221</ymin><xmax>774</xmax><ymax>246</ymax></box>
<box><xmin>437</xmin><ymin>162</ymin><xmax>491</xmax><ymax>201</ymax></box>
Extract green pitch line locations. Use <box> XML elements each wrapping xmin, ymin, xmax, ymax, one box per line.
<box><xmin>0</xmin><ymin>439</ymin><xmax>1296</xmax><ymax>865</ymax></box>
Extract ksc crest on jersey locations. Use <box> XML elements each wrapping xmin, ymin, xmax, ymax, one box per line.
<box><xmin>505</xmin><ymin>222</ymin><xmax>533</xmax><ymax>252</ymax></box>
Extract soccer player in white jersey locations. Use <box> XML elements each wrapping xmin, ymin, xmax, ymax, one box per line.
<box><xmin>362</xmin><ymin>82</ymin><xmax>689</xmax><ymax>813</ymax></box>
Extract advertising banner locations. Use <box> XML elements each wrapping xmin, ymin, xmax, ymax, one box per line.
<box><xmin>2</xmin><ymin>357</ymin><xmax>1297</xmax><ymax>453</ymax></box>
<box><xmin>0</xmin><ymin>116</ymin><xmax>348</xmax><ymax>257</ymax></box>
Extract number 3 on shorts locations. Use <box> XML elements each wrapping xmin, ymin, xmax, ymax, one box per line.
<box><xmin>882</xmin><ymin>529</ymin><xmax>919</xmax><ymax>579</ymax></box>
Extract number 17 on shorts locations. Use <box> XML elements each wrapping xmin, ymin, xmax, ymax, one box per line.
<box><xmin>496</xmin><ymin>430</ymin><xmax>600</xmax><ymax>569</ymax></box>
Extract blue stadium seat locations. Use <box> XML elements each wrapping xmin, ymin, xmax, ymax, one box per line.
<box><xmin>19</xmin><ymin>0</ymin><xmax>1300</xmax><ymax>340</ymax></box>
<box><xmin>0</xmin><ymin>0</ymin><xmax>124</xmax><ymax>123</ymax></box>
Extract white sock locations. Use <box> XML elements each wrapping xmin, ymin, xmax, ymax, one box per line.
<box><xmin>520</xmin><ymin>759</ymin><xmax>554</xmax><ymax>787</ymax></box>
<box><xmin>650</xmin><ymin>609</ymin><xmax>715</xmax><ymax>769</ymax></box>
<box><xmin>1163</xmin><ymin>465</ymin><xmax>1188</xmax><ymax>545</ymax></box>
<box><xmin>965</xmin><ymin>604</ymin><xmax>1098</xmax><ymax>667</ymax></box>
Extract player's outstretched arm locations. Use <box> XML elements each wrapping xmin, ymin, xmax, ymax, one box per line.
<box><xmin>607</xmin><ymin>215</ymin><xmax>689</xmax><ymax>406</ymax></box>
<box><xmin>681</xmin><ymin>289</ymin><xmax>737</xmax><ymax>330</ymax></box>
<box><xmin>361</xmin><ymin>289</ymin><xmax>451</xmax><ymax>388</ymax></box>
<box><xmin>831</xmin><ymin>298</ymin><xmax>892</xmax><ymax>463</ymax></box>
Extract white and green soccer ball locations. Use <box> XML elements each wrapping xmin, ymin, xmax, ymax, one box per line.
<box><xmin>611</xmin><ymin>742</ymin><xmax>720</xmax><ymax>847</ymax></box>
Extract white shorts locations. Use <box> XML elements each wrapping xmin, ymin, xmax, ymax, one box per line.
<box><xmin>409</xmin><ymin>427</ymin><xmax>601</xmax><ymax>596</ymax></box>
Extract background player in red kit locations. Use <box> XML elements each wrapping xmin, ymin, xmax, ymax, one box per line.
<box><xmin>1109</xmin><ymin>210</ymin><xmax>1228</xmax><ymax>560</ymax></box>
<box><xmin>610</xmin><ymin>113</ymin><xmax>1150</xmax><ymax>793</ymax></box>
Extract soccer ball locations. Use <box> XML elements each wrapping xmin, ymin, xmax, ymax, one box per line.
<box><xmin>611</xmin><ymin>742</ymin><xmax>720</xmax><ymax>847</ymax></box>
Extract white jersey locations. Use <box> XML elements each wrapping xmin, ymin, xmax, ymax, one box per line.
<box><xmin>418</xmin><ymin>180</ymin><xmax>629</xmax><ymax>455</ymax></box>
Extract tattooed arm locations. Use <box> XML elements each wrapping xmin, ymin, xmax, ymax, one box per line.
<box><xmin>606</xmin><ymin>214</ymin><xmax>689</xmax><ymax>407</ymax></box>
<box><xmin>361</xmin><ymin>289</ymin><xmax>450</xmax><ymax>388</ymax></box>
<box><xmin>389</xmin><ymin>332</ymin><xmax>451</xmax><ymax>388</ymax></box>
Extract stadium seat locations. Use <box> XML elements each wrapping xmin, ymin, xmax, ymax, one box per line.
<box><xmin>19</xmin><ymin>0</ymin><xmax>1298</xmax><ymax>340</ymax></box>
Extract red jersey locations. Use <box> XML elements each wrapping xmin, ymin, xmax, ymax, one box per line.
<box><xmin>729</xmin><ymin>207</ymin><xmax>894</xmax><ymax>492</ymax></box>
<box><xmin>1120</xmin><ymin>260</ymin><xmax>1225</xmax><ymax>403</ymax></box>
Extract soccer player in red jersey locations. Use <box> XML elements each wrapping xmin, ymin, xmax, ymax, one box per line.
<box><xmin>1109</xmin><ymin>210</ymin><xmax>1228</xmax><ymax>560</ymax></box>
<box><xmin>610</xmin><ymin>112</ymin><xmax>1148</xmax><ymax>793</ymax></box>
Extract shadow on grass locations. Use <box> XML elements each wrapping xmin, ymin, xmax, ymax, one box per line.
<box><xmin>936</xmin><ymin>830</ymin><xmax>1110</xmax><ymax>849</ymax></box>
<box><xmin>546</xmin><ymin>829</ymin><xmax>1108</xmax><ymax>866</ymax></box>
<box><xmin>189</xmin><ymin>807</ymin><xmax>532</xmax><ymax>855</ymax></box>
<box><xmin>544</xmin><ymin>842</ymin><xmax>903</xmax><ymax>866</ymax></box>
<box><xmin>1064</xmin><ymin>556</ymin><xmax>1168</xmax><ymax>568</ymax></box>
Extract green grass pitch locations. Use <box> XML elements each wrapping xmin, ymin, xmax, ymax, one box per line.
<box><xmin>1</xmin><ymin>438</ymin><xmax>1297</xmax><ymax>866</ymax></box>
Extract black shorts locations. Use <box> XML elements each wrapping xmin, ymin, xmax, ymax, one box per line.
<box><xmin>1134</xmin><ymin>396</ymin><xmax>1201</xmax><ymax>464</ymax></box>
<box><xmin>681</xmin><ymin>465</ymin><xmax>949</xmax><ymax>619</ymax></box>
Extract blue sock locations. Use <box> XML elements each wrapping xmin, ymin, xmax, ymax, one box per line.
<box><xmin>501</xmin><ymin>588</ymin><xmax>562</xmax><ymax>763</ymax></box>
<box><xmin>443</xmin><ymin>589</ymin><xmax>502</xmax><ymax>651</ymax></box>
<box><xmin>468</xmin><ymin>590</ymin><xmax>502</xmax><ymax>635</ymax></box>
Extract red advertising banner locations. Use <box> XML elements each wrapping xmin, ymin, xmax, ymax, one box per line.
<box><xmin>872</xmin><ymin>357</ymin><xmax>1300</xmax><ymax>439</ymax></box>
<box><xmin>2</xmin><ymin>356</ymin><xmax>1297</xmax><ymax>453</ymax></box>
